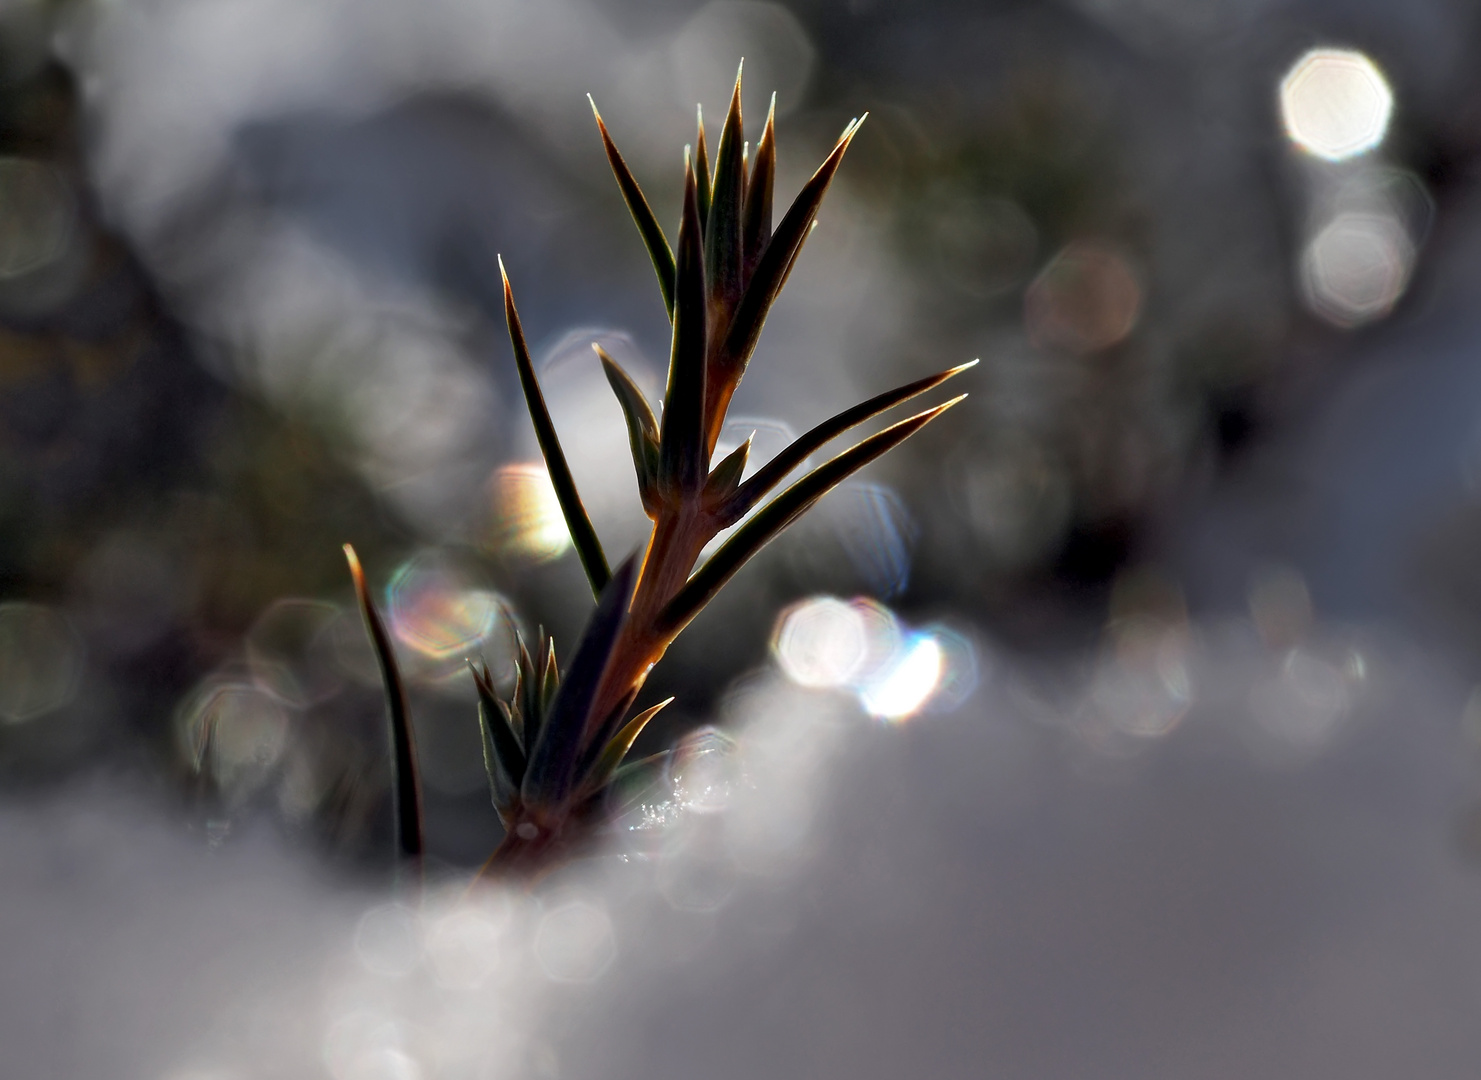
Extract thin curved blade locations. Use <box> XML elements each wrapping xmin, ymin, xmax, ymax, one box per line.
<box><xmin>658</xmin><ymin>154</ymin><xmax>708</xmax><ymax>497</ymax></box>
<box><xmin>705</xmin><ymin>115</ymin><xmax>866</xmax><ymax>449</ymax></box>
<box><xmin>344</xmin><ymin>544</ymin><xmax>423</xmax><ymax>864</ymax></box>
<box><xmin>719</xmin><ymin>359</ymin><xmax>977</xmax><ymax>527</ymax></box>
<box><xmin>500</xmin><ymin>258</ymin><xmax>611</xmax><ymax>600</ymax></box>
<box><xmin>595</xmin><ymin>343</ymin><xmax>661</xmax><ymax>513</ymax></box>
<box><xmin>705</xmin><ymin>66</ymin><xmax>746</xmax><ymax>336</ymax></box>
<box><xmin>658</xmin><ymin>395</ymin><xmax>965</xmax><ymax>636</ymax></box>
<box><xmin>694</xmin><ymin>104</ymin><xmax>711</xmax><ymax>230</ymax></box>
<box><xmin>590</xmin><ymin>96</ymin><xmax>676</xmax><ymax>318</ymax></box>
<box><xmin>741</xmin><ymin>92</ymin><xmax>777</xmax><ymax>288</ymax></box>
<box><xmin>581</xmin><ymin>697</ymin><xmax>674</xmax><ymax>796</ymax></box>
<box><xmin>523</xmin><ymin>555</ymin><xmax>640</xmax><ymax>807</ymax></box>
<box><xmin>471</xmin><ymin>660</ymin><xmax>526</xmax><ymax>807</ymax></box>
<box><xmin>703</xmin><ymin>432</ymin><xmax>752</xmax><ymax>506</ymax></box>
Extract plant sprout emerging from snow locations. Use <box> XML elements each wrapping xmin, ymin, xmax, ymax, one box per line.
<box><xmin>344</xmin><ymin>65</ymin><xmax>972</xmax><ymax>880</ymax></box>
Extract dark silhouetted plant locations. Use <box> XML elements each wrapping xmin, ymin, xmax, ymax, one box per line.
<box><xmin>345</xmin><ymin>67</ymin><xmax>971</xmax><ymax>881</ymax></box>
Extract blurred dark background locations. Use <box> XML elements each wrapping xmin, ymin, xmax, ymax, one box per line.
<box><xmin>5</xmin><ymin>0</ymin><xmax>1481</xmax><ymax>870</ymax></box>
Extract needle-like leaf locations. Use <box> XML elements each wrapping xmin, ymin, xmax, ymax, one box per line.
<box><xmin>658</xmin><ymin>395</ymin><xmax>966</xmax><ymax>636</ymax></box>
<box><xmin>594</xmin><ymin>343</ymin><xmax>661</xmax><ymax>514</ymax></box>
<box><xmin>741</xmin><ymin>92</ymin><xmax>776</xmax><ymax>287</ymax></box>
<box><xmin>658</xmin><ymin>155</ymin><xmax>709</xmax><ymax>496</ymax></box>
<box><xmin>345</xmin><ymin>544</ymin><xmax>423</xmax><ymax>864</ymax></box>
<box><xmin>718</xmin><ymin>359</ymin><xmax>978</xmax><ymax>527</ymax></box>
<box><xmin>590</xmin><ymin>96</ymin><xmax>676</xmax><ymax>319</ymax></box>
<box><xmin>523</xmin><ymin>556</ymin><xmax>639</xmax><ymax>807</ymax></box>
<box><xmin>581</xmin><ymin>697</ymin><xmax>675</xmax><ymax>796</ymax></box>
<box><xmin>694</xmin><ymin>105</ymin><xmax>711</xmax><ymax>230</ymax></box>
<box><xmin>471</xmin><ymin>661</ymin><xmax>526</xmax><ymax>784</ymax></box>
<box><xmin>706</xmin><ymin>116</ymin><xmax>866</xmax><ymax>449</ymax></box>
<box><xmin>471</xmin><ymin>661</ymin><xmax>525</xmax><ymax>820</ymax></box>
<box><xmin>501</xmin><ymin>257</ymin><xmax>611</xmax><ymax>600</ymax></box>
<box><xmin>706</xmin><ymin>66</ymin><xmax>747</xmax><ymax>336</ymax></box>
<box><xmin>541</xmin><ymin>636</ymin><xmax>559</xmax><ymax>715</ymax></box>
<box><xmin>513</xmin><ymin>632</ymin><xmax>536</xmax><ymax>749</ymax></box>
<box><xmin>704</xmin><ymin>432</ymin><xmax>752</xmax><ymax>506</ymax></box>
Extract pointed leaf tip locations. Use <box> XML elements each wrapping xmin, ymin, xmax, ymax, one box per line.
<box><xmin>709</xmin><ymin>106</ymin><xmax>867</xmax><ymax>441</ymax></box>
<box><xmin>342</xmin><ymin>543</ymin><xmax>363</xmax><ymax>582</ymax></box>
<box><xmin>581</xmin><ymin>696</ymin><xmax>676</xmax><ymax>796</ymax></box>
<box><xmin>721</xmin><ymin>360</ymin><xmax>977</xmax><ymax>527</ymax></box>
<box><xmin>659</xmin><ymin>151</ymin><xmax>709</xmax><ymax>496</ymax></box>
<box><xmin>502</xmin><ymin>266</ymin><xmax>611</xmax><ymax>600</ymax></box>
<box><xmin>522</xmin><ymin>554</ymin><xmax>640</xmax><ymax>806</ymax></box>
<box><xmin>705</xmin><ymin>64</ymin><xmax>748</xmax><ymax>356</ymax></box>
<box><xmin>661</xmin><ymin>394</ymin><xmax>963</xmax><ymax>636</ymax></box>
<box><xmin>344</xmin><ymin>542</ymin><xmax>422</xmax><ymax>864</ymax></box>
<box><xmin>593</xmin><ymin>105</ymin><xmax>677</xmax><ymax>318</ymax></box>
<box><xmin>595</xmin><ymin>343</ymin><xmax>661</xmax><ymax>514</ymax></box>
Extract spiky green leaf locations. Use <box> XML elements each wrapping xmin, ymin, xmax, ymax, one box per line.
<box><xmin>500</xmin><ymin>258</ymin><xmax>611</xmax><ymax>600</ymax></box>
<box><xmin>705</xmin><ymin>117</ymin><xmax>865</xmax><ymax>447</ymax></box>
<box><xmin>705</xmin><ymin>68</ymin><xmax>747</xmax><ymax>335</ymax></box>
<box><xmin>590</xmin><ymin>96</ymin><xmax>676</xmax><ymax>318</ymax></box>
<box><xmin>541</xmin><ymin>636</ymin><xmax>559</xmax><ymax>716</ymax></box>
<box><xmin>658</xmin><ymin>394</ymin><xmax>965</xmax><ymax>636</ymax></box>
<box><xmin>523</xmin><ymin>555</ymin><xmax>639</xmax><ymax>806</ymax></box>
<box><xmin>703</xmin><ymin>433</ymin><xmax>752</xmax><ymax>506</ymax></box>
<box><xmin>719</xmin><ymin>359</ymin><xmax>978</xmax><ymax>527</ymax></box>
<box><xmin>471</xmin><ymin>660</ymin><xmax>526</xmax><ymax>801</ymax></box>
<box><xmin>344</xmin><ymin>544</ymin><xmax>423</xmax><ymax>864</ymax></box>
<box><xmin>658</xmin><ymin>155</ymin><xmax>709</xmax><ymax>496</ymax></box>
<box><xmin>581</xmin><ymin>697</ymin><xmax>674</xmax><ymax>796</ymax></box>
<box><xmin>741</xmin><ymin>92</ymin><xmax>776</xmax><ymax>287</ymax></box>
<box><xmin>595</xmin><ymin>343</ymin><xmax>661</xmax><ymax>513</ymax></box>
<box><xmin>694</xmin><ymin>105</ymin><xmax>711</xmax><ymax>230</ymax></box>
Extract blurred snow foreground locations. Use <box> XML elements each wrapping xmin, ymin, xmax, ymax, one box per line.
<box><xmin>6</xmin><ymin>619</ymin><xmax>1481</xmax><ymax>1080</ymax></box>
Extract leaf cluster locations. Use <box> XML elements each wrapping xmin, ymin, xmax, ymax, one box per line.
<box><xmin>348</xmin><ymin>66</ymin><xmax>971</xmax><ymax>877</ymax></box>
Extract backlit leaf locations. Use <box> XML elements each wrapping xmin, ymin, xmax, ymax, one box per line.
<box><xmin>705</xmin><ymin>67</ymin><xmax>747</xmax><ymax>337</ymax></box>
<box><xmin>590</xmin><ymin>96</ymin><xmax>677</xmax><ymax>319</ymax></box>
<box><xmin>501</xmin><ymin>258</ymin><xmax>612</xmax><ymax>600</ymax></box>
<box><xmin>345</xmin><ymin>544</ymin><xmax>423</xmax><ymax>864</ymax></box>
<box><xmin>719</xmin><ymin>359</ymin><xmax>977</xmax><ymax>527</ymax></box>
<box><xmin>658</xmin><ymin>395</ymin><xmax>965</xmax><ymax>636</ymax></box>
<box><xmin>705</xmin><ymin>116</ymin><xmax>866</xmax><ymax>449</ymax></box>
<box><xmin>595</xmin><ymin>343</ymin><xmax>661</xmax><ymax>514</ymax></box>
<box><xmin>658</xmin><ymin>156</ymin><xmax>709</xmax><ymax>496</ymax></box>
<box><xmin>523</xmin><ymin>556</ymin><xmax>639</xmax><ymax>807</ymax></box>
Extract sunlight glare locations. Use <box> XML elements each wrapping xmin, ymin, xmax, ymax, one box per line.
<box><xmin>486</xmin><ymin>463</ymin><xmax>572</xmax><ymax>561</ymax></box>
<box><xmin>859</xmin><ymin>633</ymin><xmax>945</xmax><ymax>721</ymax></box>
<box><xmin>1280</xmin><ymin>48</ymin><xmax>1393</xmax><ymax>162</ymax></box>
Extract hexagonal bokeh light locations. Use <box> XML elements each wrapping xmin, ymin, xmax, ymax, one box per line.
<box><xmin>1280</xmin><ymin>48</ymin><xmax>1393</xmax><ymax>162</ymax></box>
<box><xmin>1301</xmin><ymin>211</ymin><xmax>1415</xmax><ymax>326</ymax></box>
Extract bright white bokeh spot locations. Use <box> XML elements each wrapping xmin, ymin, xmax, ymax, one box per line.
<box><xmin>1301</xmin><ymin>211</ymin><xmax>1414</xmax><ymax>326</ymax></box>
<box><xmin>1281</xmin><ymin>48</ymin><xmax>1393</xmax><ymax>161</ymax></box>
<box><xmin>486</xmin><ymin>462</ymin><xmax>572</xmax><ymax>561</ymax></box>
<box><xmin>772</xmin><ymin>597</ymin><xmax>870</xmax><ymax>688</ymax></box>
<box><xmin>772</xmin><ymin>596</ymin><xmax>964</xmax><ymax>720</ymax></box>
<box><xmin>859</xmin><ymin>634</ymin><xmax>944</xmax><ymax>720</ymax></box>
